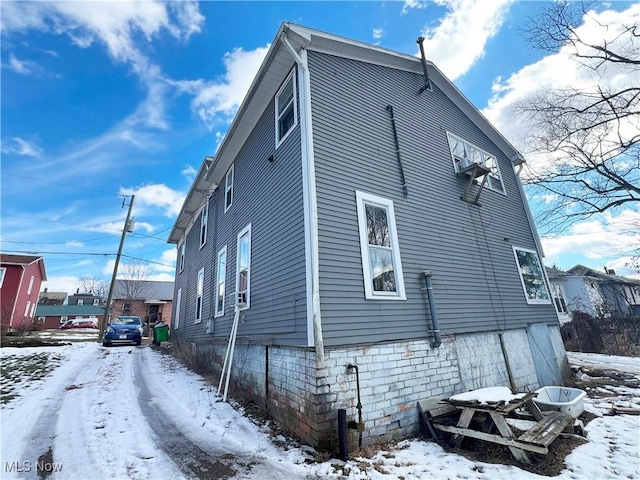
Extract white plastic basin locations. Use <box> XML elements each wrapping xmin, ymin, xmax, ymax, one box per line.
<box><xmin>534</xmin><ymin>386</ymin><xmax>586</xmax><ymax>418</ymax></box>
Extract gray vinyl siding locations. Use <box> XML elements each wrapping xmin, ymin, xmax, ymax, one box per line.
<box><xmin>308</xmin><ymin>51</ymin><xmax>558</xmax><ymax>346</ymax></box>
<box><xmin>172</xmin><ymin>76</ymin><xmax>308</xmax><ymax>347</ymax></box>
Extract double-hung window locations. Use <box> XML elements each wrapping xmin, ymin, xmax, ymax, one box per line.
<box><xmin>27</xmin><ymin>276</ymin><xmax>34</xmax><ymax>295</ymax></box>
<box><xmin>355</xmin><ymin>191</ymin><xmax>406</xmax><ymax>300</ymax></box>
<box><xmin>447</xmin><ymin>132</ymin><xmax>505</xmax><ymax>194</ymax></box>
<box><xmin>179</xmin><ymin>243</ymin><xmax>185</xmax><ymax>273</ymax></box>
<box><xmin>200</xmin><ymin>201</ymin><xmax>208</xmax><ymax>248</ymax></box>
<box><xmin>225</xmin><ymin>165</ymin><xmax>234</xmax><ymax>212</ymax></box>
<box><xmin>215</xmin><ymin>246</ymin><xmax>227</xmax><ymax>317</ymax></box>
<box><xmin>174</xmin><ymin>288</ymin><xmax>182</xmax><ymax>329</ymax></box>
<box><xmin>195</xmin><ymin>268</ymin><xmax>204</xmax><ymax>323</ymax></box>
<box><xmin>236</xmin><ymin>224</ymin><xmax>251</xmax><ymax>309</ymax></box>
<box><xmin>0</xmin><ymin>267</ymin><xmax>6</xmax><ymax>288</ymax></box>
<box><xmin>550</xmin><ymin>283</ymin><xmax>568</xmax><ymax>314</ymax></box>
<box><xmin>513</xmin><ymin>247</ymin><xmax>551</xmax><ymax>304</ymax></box>
<box><xmin>275</xmin><ymin>69</ymin><xmax>297</xmax><ymax>147</ymax></box>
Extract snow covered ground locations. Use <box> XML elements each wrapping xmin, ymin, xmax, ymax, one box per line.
<box><xmin>1</xmin><ymin>342</ymin><xmax>638</xmax><ymax>479</ymax></box>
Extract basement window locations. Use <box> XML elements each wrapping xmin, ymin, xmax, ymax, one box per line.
<box><xmin>513</xmin><ymin>247</ymin><xmax>551</xmax><ymax>304</ymax></box>
<box><xmin>275</xmin><ymin>69</ymin><xmax>297</xmax><ymax>147</ymax></box>
<box><xmin>447</xmin><ymin>132</ymin><xmax>505</xmax><ymax>194</ymax></box>
<box><xmin>355</xmin><ymin>191</ymin><xmax>406</xmax><ymax>300</ymax></box>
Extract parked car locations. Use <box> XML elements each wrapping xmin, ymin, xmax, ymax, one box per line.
<box><xmin>103</xmin><ymin>315</ymin><xmax>144</xmax><ymax>347</ymax></box>
<box><xmin>59</xmin><ymin>318</ymin><xmax>99</xmax><ymax>329</ymax></box>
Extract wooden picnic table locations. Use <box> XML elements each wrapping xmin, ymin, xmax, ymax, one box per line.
<box><xmin>420</xmin><ymin>390</ymin><xmax>574</xmax><ymax>464</ymax></box>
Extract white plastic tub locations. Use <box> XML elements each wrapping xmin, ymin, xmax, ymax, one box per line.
<box><xmin>534</xmin><ymin>386</ymin><xmax>586</xmax><ymax>418</ymax></box>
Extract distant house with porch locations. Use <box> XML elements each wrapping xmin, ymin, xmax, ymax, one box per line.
<box><xmin>111</xmin><ymin>279</ymin><xmax>174</xmax><ymax>328</ymax></box>
<box><xmin>547</xmin><ymin>265</ymin><xmax>640</xmax><ymax>319</ymax></box>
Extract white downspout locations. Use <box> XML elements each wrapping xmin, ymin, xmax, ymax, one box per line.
<box><xmin>281</xmin><ymin>33</ymin><xmax>325</xmax><ymax>361</ymax></box>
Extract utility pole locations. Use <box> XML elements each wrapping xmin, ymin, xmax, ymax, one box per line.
<box><xmin>99</xmin><ymin>195</ymin><xmax>135</xmax><ymax>342</ymax></box>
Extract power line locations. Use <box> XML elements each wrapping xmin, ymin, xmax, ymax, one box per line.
<box><xmin>5</xmin><ymin>249</ymin><xmax>175</xmax><ymax>269</ymax></box>
<box><xmin>3</xmin><ymin>172</ymin><xmax>123</xmax><ymax>197</ymax></box>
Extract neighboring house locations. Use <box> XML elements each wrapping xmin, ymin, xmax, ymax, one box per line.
<box><xmin>35</xmin><ymin>304</ymin><xmax>104</xmax><ymax>330</ymax></box>
<box><xmin>111</xmin><ymin>280</ymin><xmax>174</xmax><ymax>328</ymax></box>
<box><xmin>548</xmin><ymin>265</ymin><xmax>640</xmax><ymax>318</ymax></box>
<box><xmin>0</xmin><ymin>253</ymin><xmax>47</xmax><ymax>331</ymax></box>
<box><xmin>168</xmin><ymin>23</ymin><xmax>567</xmax><ymax>449</ymax></box>
<box><xmin>68</xmin><ymin>291</ymin><xmax>104</xmax><ymax>307</ymax></box>
<box><xmin>38</xmin><ymin>288</ymin><xmax>68</xmax><ymax>305</ymax></box>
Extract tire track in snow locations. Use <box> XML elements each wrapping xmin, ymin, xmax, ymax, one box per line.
<box><xmin>134</xmin><ymin>348</ymin><xmax>237</xmax><ymax>479</ymax></box>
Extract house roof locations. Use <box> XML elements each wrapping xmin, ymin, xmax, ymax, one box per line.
<box><xmin>566</xmin><ymin>265</ymin><xmax>640</xmax><ymax>286</ymax></box>
<box><xmin>0</xmin><ymin>252</ymin><xmax>47</xmax><ymax>281</ymax></box>
<box><xmin>38</xmin><ymin>291</ymin><xmax>68</xmax><ymax>304</ymax></box>
<box><xmin>35</xmin><ymin>304</ymin><xmax>104</xmax><ymax>316</ymax></box>
<box><xmin>167</xmin><ymin>23</ymin><xmax>526</xmax><ymax>245</ymax></box>
<box><xmin>113</xmin><ymin>280</ymin><xmax>174</xmax><ymax>301</ymax></box>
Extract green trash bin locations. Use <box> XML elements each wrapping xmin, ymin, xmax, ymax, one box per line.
<box><xmin>154</xmin><ymin>323</ymin><xmax>169</xmax><ymax>344</ymax></box>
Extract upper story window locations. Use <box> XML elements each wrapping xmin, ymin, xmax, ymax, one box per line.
<box><xmin>236</xmin><ymin>224</ymin><xmax>251</xmax><ymax>310</ymax></box>
<box><xmin>77</xmin><ymin>299</ymin><xmax>84</xmax><ymax>306</ymax></box>
<box><xmin>179</xmin><ymin>243</ymin><xmax>185</xmax><ymax>273</ymax></box>
<box><xmin>355</xmin><ymin>191</ymin><xmax>406</xmax><ymax>300</ymax></box>
<box><xmin>225</xmin><ymin>165</ymin><xmax>234</xmax><ymax>212</ymax></box>
<box><xmin>27</xmin><ymin>276</ymin><xmax>34</xmax><ymax>295</ymax></box>
<box><xmin>215</xmin><ymin>246</ymin><xmax>227</xmax><ymax>317</ymax></box>
<box><xmin>195</xmin><ymin>268</ymin><xmax>204</xmax><ymax>323</ymax></box>
<box><xmin>275</xmin><ymin>69</ymin><xmax>297</xmax><ymax>147</ymax></box>
<box><xmin>200</xmin><ymin>201</ymin><xmax>209</xmax><ymax>248</ymax></box>
<box><xmin>0</xmin><ymin>267</ymin><xmax>5</xmax><ymax>288</ymax></box>
<box><xmin>93</xmin><ymin>298</ymin><xmax>99</xmax><ymax>306</ymax></box>
<box><xmin>513</xmin><ymin>246</ymin><xmax>551</xmax><ymax>304</ymax></box>
<box><xmin>447</xmin><ymin>133</ymin><xmax>505</xmax><ymax>194</ymax></box>
<box><xmin>550</xmin><ymin>282</ymin><xmax>568</xmax><ymax>314</ymax></box>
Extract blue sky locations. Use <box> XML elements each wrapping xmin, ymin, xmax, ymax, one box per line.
<box><xmin>1</xmin><ymin>0</ymin><xmax>638</xmax><ymax>294</ymax></box>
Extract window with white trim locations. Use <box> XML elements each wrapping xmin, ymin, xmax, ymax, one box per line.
<box><xmin>38</xmin><ymin>316</ymin><xmax>45</xmax><ymax>323</ymax></box>
<box><xmin>27</xmin><ymin>276</ymin><xmax>34</xmax><ymax>295</ymax></box>
<box><xmin>77</xmin><ymin>299</ymin><xmax>84</xmax><ymax>306</ymax></box>
<box><xmin>236</xmin><ymin>225</ymin><xmax>251</xmax><ymax>309</ymax></box>
<box><xmin>513</xmin><ymin>247</ymin><xmax>551</xmax><ymax>304</ymax></box>
<box><xmin>174</xmin><ymin>288</ymin><xmax>182</xmax><ymax>329</ymax></box>
<box><xmin>550</xmin><ymin>282</ymin><xmax>568</xmax><ymax>314</ymax></box>
<box><xmin>60</xmin><ymin>316</ymin><xmax>68</xmax><ymax>323</ymax></box>
<box><xmin>355</xmin><ymin>191</ymin><xmax>406</xmax><ymax>300</ymax></box>
<box><xmin>179</xmin><ymin>243</ymin><xmax>185</xmax><ymax>273</ymax></box>
<box><xmin>225</xmin><ymin>165</ymin><xmax>234</xmax><ymax>212</ymax></box>
<box><xmin>215</xmin><ymin>246</ymin><xmax>227</xmax><ymax>317</ymax></box>
<box><xmin>93</xmin><ymin>298</ymin><xmax>99</xmax><ymax>306</ymax></box>
<box><xmin>195</xmin><ymin>268</ymin><xmax>204</xmax><ymax>323</ymax></box>
<box><xmin>0</xmin><ymin>268</ymin><xmax>5</xmax><ymax>288</ymax></box>
<box><xmin>275</xmin><ymin>69</ymin><xmax>297</xmax><ymax>146</ymax></box>
<box><xmin>24</xmin><ymin>301</ymin><xmax>31</xmax><ymax>317</ymax></box>
<box><xmin>200</xmin><ymin>201</ymin><xmax>208</xmax><ymax>248</ymax></box>
<box><xmin>447</xmin><ymin>132</ymin><xmax>505</xmax><ymax>194</ymax></box>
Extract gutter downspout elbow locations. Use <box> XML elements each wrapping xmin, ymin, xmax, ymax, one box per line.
<box><xmin>422</xmin><ymin>270</ymin><xmax>441</xmax><ymax>349</ymax></box>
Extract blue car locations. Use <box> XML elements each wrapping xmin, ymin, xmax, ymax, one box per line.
<box><xmin>103</xmin><ymin>316</ymin><xmax>144</xmax><ymax>347</ymax></box>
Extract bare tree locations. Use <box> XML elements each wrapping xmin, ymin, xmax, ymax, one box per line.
<box><xmin>517</xmin><ymin>1</ymin><xmax>639</xmax><ymax>234</ymax></box>
<box><xmin>78</xmin><ymin>276</ymin><xmax>109</xmax><ymax>300</ymax></box>
<box><xmin>114</xmin><ymin>260</ymin><xmax>154</xmax><ymax>318</ymax></box>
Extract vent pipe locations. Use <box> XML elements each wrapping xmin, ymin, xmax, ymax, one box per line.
<box><xmin>416</xmin><ymin>37</ymin><xmax>432</xmax><ymax>93</ymax></box>
<box><xmin>421</xmin><ymin>270</ymin><xmax>441</xmax><ymax>348</ymax></box>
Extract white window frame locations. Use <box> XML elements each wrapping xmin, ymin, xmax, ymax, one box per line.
<box><xmin>512</xmin><ymin>246</ymin><xmax>551</xmax><ymax>305</ymax></box>
<box><xmin>550</xmin><ymin>282</ymin><xmax>568</xmax><ymax>314</ymax></box>
<box><xmin>0</xmin><ymin>267</ymin><xmax>6</xmax><ymax>288</ymax></box>
<box><xmin>24</xmin><ymin>301</ymin><xmax>31</xmax><ymax>317</ymax></box>
<box><xmin>275</xmin><ymin>69</ymin><xmax>298</xmax><ymax>148</ymax></box>
<box><xmin>174</xmin><ymin>288</ymin><xmax>182</xmax><ymax>329</ymax></box>
<box><xmin>38</xmin><ymin>316</ymin><xmax>45</xmax><ymax>323</ymax></box>
<box><xmin>224</xmin><ymin>164</ymin><xmax>234</xmax><ymax>212</ymax></box>
<box><xmin>355</xmin><ymin>191</ymin><xmax>406</xmax><ymax>300</ymax></box>
<box><xmin>195</xmin><ymin>268</ymin><xmax>204</xmax><ymax>323</ymax></box>
<box><xmin>27</xmin><ymin>276</ymin><xmax>34</xmax><ymax>295</ymax></box>
<box><xmin>60</xmin><ymin>316</ymin><xmax>68</xmax><ymax>323</ymax></box>
<box><xmin>77</xmin><ymin>299</ymin><xmax>84</xmax><ymax>306</ymax></box>
<box><xmin>200</xmin><ymin>201</ymin><xmax>209</xmax><ymax>248</ymax></box>
<box><xmin>447</xmin><ymin>132</ymin><xmax>505</xmax><ymax>195</ymax></box>
<box><xmin>179</xmin><ymin>243</ymin><xmax>185</xmax><ymax>273</ymax></box>
<box><xmin>215</xmin><ymin>246</ymin><xmax>227</xmax><ymax>317</ymax></box>
<box><xmin>236</xmin><ymin>224</ymin><xmax>252</xmax><ymax>310</ymax></box>
<box><xmin>30</xmin><ymin>303</ymin><xmax>36</xmax><ymax>318</ymax></box>
<box><xmin>93</xmin><ymin>298</ymin><xmax>99</xmax><ymax>306</ymax></box>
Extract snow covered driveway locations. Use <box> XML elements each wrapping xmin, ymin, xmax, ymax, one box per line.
<box><xmin>1</xmin><ymin>342</ymin><xmax>639</xmax><ymax>480</ymax></box>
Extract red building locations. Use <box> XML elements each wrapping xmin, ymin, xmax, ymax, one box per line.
<box><xmin>0</xmin><ymin>253</ymin><xmax>47</xmax><ymax>331</ymax></box>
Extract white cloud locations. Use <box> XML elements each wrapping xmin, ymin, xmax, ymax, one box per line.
<box><xmin>120</xmin><ymin>184</ymin><xmax>186</xmax><ymax>218</ymax></box>
<box><xmin>5</xmin><ymin>53</ymin><xmax>37</xmax><ymax>75</ymax></box>
<box><xmin>402</xmin><ymin>0</ymin><xmax>429</xmax><ymax>15</ymax></box>
<box><xmin>1</xmin><ymin>137</ymin><xmax>43</xmax><ymax>157</ymax></box>
<box><xmin>40</xmin><ymin>276</ymin><xmax>82</xmax><ymax>295</ymax></box>
<box><xmin>181</xmin><ymin>165</ymin><xmax>197</xmax><ymax>181</ymax></box>
<box><xmin>372</xmin><ymin>28</ymin><xmax>384</xmax><ymax>41</ymax></box>
<box><xmin>417</xmin><ymin>0</ymin><xmax>514</xmax><ymax>80</ymax></box>
<box><xmin>172</xmin><ymin>45</ymin><xmax>270</xmax><ymax>128</ymax></box>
